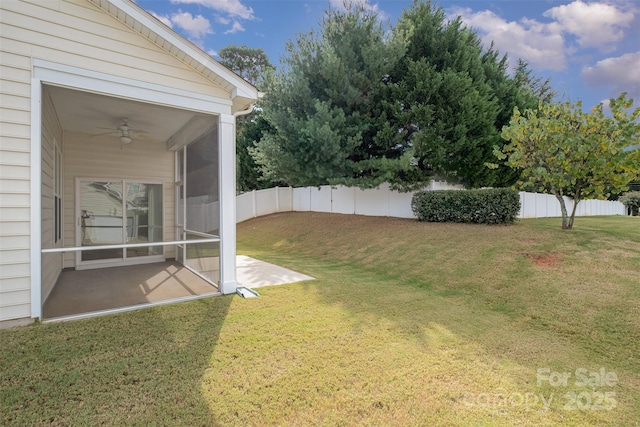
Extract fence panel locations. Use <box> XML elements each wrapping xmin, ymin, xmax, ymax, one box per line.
<box><xmin>388</xmin><ymin>189</ymin><xmax>415</xmax><ymax>218</ymax></box>
<box><xmin>255</xmin><ymin>188</ymin><xmax>278</xmax><ymax>217</ymax></box>
<box><xmin>236</xmin><ymin>185</ymin><xmax>626</xmax><ymax>223</ymax></box>
<box><xmin>236</xmin><ymin>191</ymin><xmax>255</xmax><ymax>223</ymax></box>
<box><xmin>292</xmin><ymin>187</ymin><xmax>311</xmax><ymax>212</ymax></box>
<box><xmin>355</xmin><ymin>184</ymin><xmax>389</xmax><ymax>217</ymax></box>
<box><xmin>331</xmin><ymin>186</ymin><xmax>355</xmax><ymax>214</ymax></box>
<box><xmin>277</xmin><ymin>187</ymin><xmax>293</xmax><ymax>212</ymax></box>
<box><xmin>310</xmin><ymin>186</ymin><xmax>332</xmax><ymax>213</ymax></box>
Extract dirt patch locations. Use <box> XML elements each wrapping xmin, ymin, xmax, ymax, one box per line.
<box><xmin>529</xmin><ymin>253</ymin><xmax>562</xmax><ymax>267</ymax></box>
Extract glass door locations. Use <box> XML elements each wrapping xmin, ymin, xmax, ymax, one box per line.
<box><xmin>77</xmin><ymin>179</ymin><xmax>163</xmax><ymax>267</ymax></box>
<box><xmin>80</xmin><ymin>181</ymin><xmax>124</xmax><ymax>262</ymax></box>
<box><xmin>125</xmin><ymin>182</ymin><xmax>163</xmax><ymax>258</ymax></box>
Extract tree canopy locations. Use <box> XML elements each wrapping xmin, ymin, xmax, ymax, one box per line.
<box><xmin>216</xmin><ymin>45</ymin><xmax>276</xmax><ymax>192</ymax></box>
<box><xmin>385</xmin><ymin>2</ymin><xmax>525</xmax><ymax>188</ymax></box>
<box><xmin>251</xmin><ymin>1</ymin><xmax>548</xmax><ymax>190</ymax></box>
<box><xmin>497</xmin><ymin>93</ymin><xmax>640</xmax><ymax>229</ymax></box>
<box><xmin>218</xmin><ymin>45</ymin><xmax>273</xmax><ymax>87</ymax></box>
<box><xmin>237</xmin><ymin>113</ymin><xmax>281</xmax><ymax>192</ymax></box>
<box><xmin>252</xmin><ymin>5</ymin><xmax>408</xmax><ymax>188</ymax></box>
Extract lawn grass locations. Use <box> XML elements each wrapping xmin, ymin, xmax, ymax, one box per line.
<box><xmin>1</xmin><ymin>213</ymin><xmax>639</xmax><ymax>426</ymax></box>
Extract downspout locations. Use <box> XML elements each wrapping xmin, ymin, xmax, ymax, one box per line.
<box><xmin>233</xmin><ymin>103</ymin><xmax>256</xmax><ymax>117</ymax></box>
<box><xmin>233</xmin><ymin>92</ymin><xmax>263</xmax><ymax>117</ymax></box>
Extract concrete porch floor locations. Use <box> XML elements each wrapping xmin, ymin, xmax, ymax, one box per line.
<box><xmin>43</xmin><ymin>256</ymin><xmax>314</xmax><ymax>320</ymax></box>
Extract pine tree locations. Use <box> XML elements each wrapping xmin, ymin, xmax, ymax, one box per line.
<box><xmin>253</xmin><ymin>5</ymin><xmax>408</xmax><ymax>188</ymax></box>
<box><xmin>387</xmin><ymin>1</ymin><xmax>518</xmax><ymax>188</ymax></box>
<box><xmin>253</xmin><ymin>1</ymin><xmax>553</xmax><ymax>190</ymax></box>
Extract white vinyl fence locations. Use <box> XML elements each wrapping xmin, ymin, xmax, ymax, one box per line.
<box><xmin>236</xmin><ymin>183</ymin><xmax>626</xmax><ymax>223</ymax></box>
<box><xmin>518</xmin><ymin>192</ymin><xmax>625</xmax><ymax>218</ymax></box>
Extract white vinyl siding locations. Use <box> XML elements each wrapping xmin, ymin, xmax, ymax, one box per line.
<box><xmin>0</xmin><ymin>49</ymin><xmax>31</xmax><ymax>322</ymax></box>
<box><xmin>0</xmin><ymin>0</ymin><xmax>229</xmax><ymax>99</ymax></box>
<box><xmin>63</xmin><ymin>132</ymin><xmax>175</xmax><ymax>268</ymax></box>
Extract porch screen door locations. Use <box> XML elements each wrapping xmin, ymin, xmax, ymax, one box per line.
<box><xmin>78</xmin><ymin>180</ymin><xmax>163</xmax><ymax>266</ymax></box>
<box><xmin>175</xmin><ymin>122</ymin><xmax>220</xmax><ymax>284</ymax></box>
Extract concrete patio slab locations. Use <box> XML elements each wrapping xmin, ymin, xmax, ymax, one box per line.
<box><xmin>236</xmin><ymin>255</ymin><xmax>315</xmax><ymax>288</ymax></box>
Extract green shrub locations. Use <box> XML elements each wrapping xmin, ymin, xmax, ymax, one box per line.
<box><xmin>619</xmin><ymin>191</ymin><xmax>640</xmax><ymax>216</ymax></box>
<box><xmin>411</xmin><ymin>188</ymin><xmax>521</xmax><ymax>224</ymax></box>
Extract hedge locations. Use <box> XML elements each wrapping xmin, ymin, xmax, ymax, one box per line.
<box><xmin>619</xmin><ymin>191</ymin><xmax>640</xmax><ymax>216</ymax></box>
<box><xmin>411</xmin><ymin>188</ymin><xmax>521</xmax><ymax>224</ymax></box>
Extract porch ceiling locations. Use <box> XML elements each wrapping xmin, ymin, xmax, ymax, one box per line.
<box><xmin>47</xmin><ymin>85</ymin><xmax>206</xmax><ymax>144</ymax></box>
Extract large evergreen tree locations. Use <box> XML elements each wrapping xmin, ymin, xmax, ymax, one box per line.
<box><xmin>252</xmin><ymin>5</ymin><xmax>409</xmax><ymax>188</ymax></box>
<box><xmin>253</xmin><ymin>1</ymin><xmax>553</xmax><ymax>190</ymax></box>
<box><xmin>513</xmin><ymin>58</ymin><xmax>557</xmax><ymax>106</ymax></box>
<box><xmin>385</xmin><ymin>1</ymin><xmax>528</xmax><ymax>188</ymax></box>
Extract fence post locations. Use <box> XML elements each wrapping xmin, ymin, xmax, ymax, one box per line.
<box><xmin>252</xmin><ymin>189</ymin><xmax>257</xmax><ymax>218</ymax></box>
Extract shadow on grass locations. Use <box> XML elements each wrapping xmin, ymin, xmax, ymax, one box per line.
<box><xmin>0</xmin><ymin>295</ymin><xmax>233</xmax><ymax>426</ymax></box>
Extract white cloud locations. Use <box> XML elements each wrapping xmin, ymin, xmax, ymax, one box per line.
<box><xmin>214</xmin><ymin>15</ymin><xmax>231</xmax><ymax>25</ymax></box>
<box><xmin>150</xmin><ymin>12</ymin><xmax>173</xmax><ymax>28</ymax></box>
<box><xmin>544</xmin><ymin>1</ymin><xmax>634</xmax><ymax>50</ymax></box>
<box><xmin>582</xmin><ymin>51</ymin><xmax>640</xmax><ymax>99</ymax></box>
<box><xmin>170</xmin><ymin>0</ymin><xmax>255</xmax><ymax>20</ymax></box>
<box><xmin>451</xmin><ymin>1</ymin><xmax>635</xmax><ymax>72</ymax></box>
<box><xmin>170</xmin><ymin>11</ymin><xmax>213</xmax><ymax>40</ymax></box>
<box><xmin>452</xmin><ymin>8</ymin><xmax>567</xmax><ymax>71</ymax></box>
<box><xmin>224</xmin><ymin>21</ymin><xmax>245</xmax><ymax>35</ymax></box>
<box><xmin>207</xmin><ymin>49</ymin><xmax>218</xmax><ymax>57</ymax></box>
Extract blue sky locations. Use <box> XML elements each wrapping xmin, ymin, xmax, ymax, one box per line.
<box><xmin>138</xmin><ymin>0</ymin><xmax>640</xmax><ymax>109</ymax></box>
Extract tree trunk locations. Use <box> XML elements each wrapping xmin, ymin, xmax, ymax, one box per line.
<box><xmin>568</xmin><ymin>197</ymin><xmax>581</xmax><ymax>229</ymax></box>
<box><xmin>566</xmin><ymin>183</ymin><xmax>583</xmax><ymax>230</ymax></box>
<box><xmin>555</xmin><ymin>193</ymin><xmax>570</xmax><ymax>229</ymax></box>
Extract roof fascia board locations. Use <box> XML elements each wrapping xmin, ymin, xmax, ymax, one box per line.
<box><xmin>34</xmin><ymin>59</ymin><xmax>233</xmax><ymax>115</ymax></box>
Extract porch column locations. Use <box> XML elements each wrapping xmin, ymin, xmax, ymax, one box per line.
<box><xmin>218</xmin><ymin>114</ymin><xmax>237</xmax><ymax>294</ymax></box>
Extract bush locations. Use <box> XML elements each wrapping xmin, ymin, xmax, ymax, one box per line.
<box><xmin>619</xmin><ymin>191</ymin><xmax>640</xmax><ymax>216</ymax></box>
<box><xmin>411</xmin><ymin>188</ymin><xmax>521</xmax><ymax>224</ymax></box>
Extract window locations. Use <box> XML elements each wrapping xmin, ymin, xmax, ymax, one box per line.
<box><xmin>53</xmin><ymin>139</ymin><xmax>63</xmax><ymax>246</ymax></box>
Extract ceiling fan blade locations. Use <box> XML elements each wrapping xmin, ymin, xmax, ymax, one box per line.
<box><xmin>131</xmin><ymin>130</ymin><xmax>162</xmax><ymax>143</ymax></box>
<box><xmin>89</xmin><ymin>131</ymin><xmax>119</xmax><ymax>137</ymax></box>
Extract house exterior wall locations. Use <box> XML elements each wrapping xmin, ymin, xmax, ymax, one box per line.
<box><xmin>62</xmin><ymin>132</ymin><xmax>176</xmax><ymax>269</ymax></box>
<box><xmin>0</xmin><ymin>50</ymin><xmax>32</xmax><ymax>322</ymax></box>
<box><xmin>1</xmin><ymin>0</ymin><xmax>230</xmax><ymax>99</ymax></box>
<box><xmin>0</xmin><ymin>0</ymin><xmax>239</xmax><ymax>324</ymax></box>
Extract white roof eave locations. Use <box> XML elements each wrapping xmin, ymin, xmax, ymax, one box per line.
<box><xmin>89</xmin><ymin>0</ymin><xmax>259</xmax><ymax>105</ymax></box>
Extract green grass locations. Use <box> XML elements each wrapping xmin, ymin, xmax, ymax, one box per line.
<box><xmin>1</xmin><ymin>213</ymin><xmax>639</xmax><ymax>426</ymax></box>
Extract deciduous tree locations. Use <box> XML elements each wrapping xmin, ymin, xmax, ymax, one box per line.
<box><xmin>497</xmin><ymin>93</ymin><xmax>640</xmax><ymax>229</ymax></box>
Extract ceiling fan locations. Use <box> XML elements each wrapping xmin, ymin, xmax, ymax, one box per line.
<box><xmin>91</xmin><ymin>118</ymin><xmax>151</xmax><ymax>145</ymax></box>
